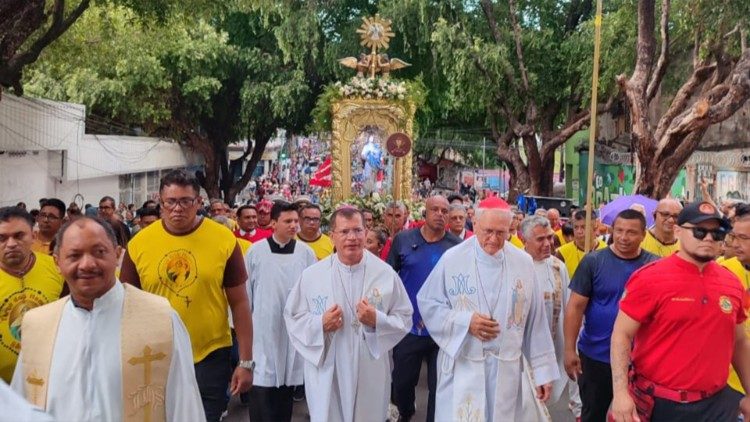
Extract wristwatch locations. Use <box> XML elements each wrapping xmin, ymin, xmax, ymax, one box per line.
<box><xmin>238</xmin><ymin>360</ymin><xmax>255</xmax><ymax>371</ymax></box>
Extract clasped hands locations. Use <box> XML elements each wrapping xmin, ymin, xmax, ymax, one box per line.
<box><xmin>322</xmin><ymin>300</ymin><xmax>377</xmax><ymax>333</ymax></box>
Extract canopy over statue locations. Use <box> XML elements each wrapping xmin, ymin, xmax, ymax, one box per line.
<box><xmin>328</xmin><ymin>15</ymin><xmax>416</xmax><ymax>202</ymax></box>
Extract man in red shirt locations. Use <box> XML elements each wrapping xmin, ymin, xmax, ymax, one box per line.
<box><xmin>610</xmin><ymin>201</ymin><xmax>750</xmax><ymax>421</ymax></box>
<box><xmin>234</xmin><ymin>205</ymin><xmax>272</xmax><ymax>243</ymax></box>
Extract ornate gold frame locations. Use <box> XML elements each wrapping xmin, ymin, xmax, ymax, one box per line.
<box><xmin>331</xmin><ymin>98</ymin><xmax>414</xmax><ymax>202</ymax></box>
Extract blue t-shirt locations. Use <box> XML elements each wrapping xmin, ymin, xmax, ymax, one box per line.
<box><xmin>569</xmin><ymin>247</ymin><xmax>658</xmax><ymax>363</ymax></box>
<box><xmin>387</xmin><ymin>228</ymin><xmax>461</xmax><ymax>336</ymax></box>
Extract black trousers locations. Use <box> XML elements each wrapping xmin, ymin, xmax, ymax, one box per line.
<box><xmin>579</xmin><ymin>352</ymin><xmax>612</xmax><ymax>422</ymax></box>
<box><xmin>247</xmin><ymin>385</ymin><xmax>295</xmax><ymax>422</ymax></box>
<box><xmin>194</xmin><ymin>347</ymin><xmax>233</xmax><ymax>422</ymax></box>
<box><xmin>651</xmin><ymin>386</ymin><xmax>740</xmax><ymax>421</ymax></box>
<box><xmin>392</xmin><ymin>334</ymin><xmax>438</xmax><ymax>422</ymax></box>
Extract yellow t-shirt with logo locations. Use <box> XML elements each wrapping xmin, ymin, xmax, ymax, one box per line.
<box><xmin>122</xmin><ymin>219</ymin><xmax>245</xmax><ymax>362</ymax></box>
<box><xmin>557</xmin><ymin>239</ymin><xmax>607</xmax><ymax>279</ymax></box>
<box><xmin>0</xmin><ymin>253</ymin><xmax>64</xmax><ymax>382</ymax></box>
<box><xmin>640</xmin><ymin>230</ymin><xmax>679</xmax><ymax>258</ymax></box>
<box><xmin>720</xmin><ymin>257</ymin><xmax>749</xmax><ymax>394</ymax></box>
<box><xmin>298</xmin><ymin>233</ymin><xmax>334</xmax><ymax>260</ymax></box>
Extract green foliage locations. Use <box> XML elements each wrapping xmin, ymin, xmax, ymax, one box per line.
<box><xmin>310</xmin><ymin>76</ymin><xmax>427</xmax><ymax>134</ymax></box>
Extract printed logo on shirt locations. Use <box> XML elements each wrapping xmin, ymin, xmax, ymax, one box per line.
<box><xmin>719</xmin><ymin>296</ymin><xmax>733</xmax><ymax>314</ymax></box>
<box><xmin>0</xmin><ymin>289</ymin><xmax>48</xmax><ymax>354</ymax></box>
<box><xmin>670</xmin><ymin>297</ymin><xmax>695</xmax><ymax>302</ymax></box>
<box><xmin>157</xmin><ymin>249</ymin><xmax>198</xmax><ymax>294</ymax></box>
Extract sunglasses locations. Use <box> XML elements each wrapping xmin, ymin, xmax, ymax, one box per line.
<box><xmin>681</xmin><ymin>225</ymin><xmax>727</xmax><ymax>241</ymax></box>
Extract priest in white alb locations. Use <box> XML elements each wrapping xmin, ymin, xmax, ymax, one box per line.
<box><xmin>11</xmin><ymin>217</ymin><xmax>204</xmax><ymax>421</ymax></box>
<box><xmin>417</xmin><ymin>197</ymin><xmax>559</xmax><ymax>421</ymax></box>
<box><xmin>284</xmin><ymin>206</ymin><xmax>413</xmax><ymax>422</ymax></box>
<box><xmin>244</xmin><ymin>201</ymin><xmax>317</xmax><ymax>421</ymax></box>
<box><xmin>520</xmin><ymin>215</ymin><xmax>582</xmax><ymax>419</ymax></box>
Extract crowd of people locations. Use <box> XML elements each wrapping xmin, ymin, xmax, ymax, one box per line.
<box><xmin>2</xmin><ymin>168</ymin><xmax>750</xmax><ymax>422</ymax></box>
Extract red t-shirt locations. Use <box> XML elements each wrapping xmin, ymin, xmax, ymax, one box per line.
<box><xmin>620</xmin><ymin>254</ymin><xmax>747</xmax><ymax>392</ymax></box>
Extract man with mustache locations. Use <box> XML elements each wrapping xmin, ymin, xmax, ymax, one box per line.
<box><xmin>0</xmin><ymin>207</ymin><xmax>64</xmax><ymax>383</ymax></box>
<box><xmin>11</xmin><ymin>216</ymin><xmax>203</xmax><ymax>420</ymax></box>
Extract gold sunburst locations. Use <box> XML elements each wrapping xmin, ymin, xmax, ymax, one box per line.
<box><xmin>355</xmin><ymin>15</ymin><xmax>395</xmax><ymax>51</ymax></box>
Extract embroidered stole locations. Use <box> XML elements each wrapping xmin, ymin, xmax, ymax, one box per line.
<box><xmin>21</xmin><ymin>283</ymin><xmax>173</xmax><ymax>422</ymax></box>
<box><xmin>549</xmin><ymin>260</ymin><xmax>563</xmax><ymax>341</ymax></box>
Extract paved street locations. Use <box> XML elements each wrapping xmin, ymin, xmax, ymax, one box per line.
<box><xmin>225</xmin><ymin>363</ymin><xmax>576</xmax><ymax>421</ymax></box>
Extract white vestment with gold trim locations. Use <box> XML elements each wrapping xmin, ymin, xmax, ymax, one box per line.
<box><xmin>11</xmin><ymin>282</ymin><xmax>203</xmax><ymax>421</ymax></box>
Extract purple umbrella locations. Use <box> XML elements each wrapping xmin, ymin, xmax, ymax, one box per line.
<box><xmin>599</xmin><ymin>194</ymin><xmax>658</xmax><ymax>227</ymax></box>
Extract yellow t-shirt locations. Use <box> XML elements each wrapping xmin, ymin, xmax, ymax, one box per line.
<box><xmin>123</xmin><ymin>219</ymin><xmax>245</xmax><ymax>362</ymax></box>
<box><xmin>720</xmin><ymin>257</ymin><xmax>749</xmax><ymax>394</ymax></box>
<box><xmin>557</xmin><ymin>240</ymin><xmax>607</xmax><ymax>278</ymax></box>
<box><xmin>509</xmin><ymin>234</ymin><xmax>524</xmax><ymax>249</ymax></box>
<box><xmin>298</xmin><ymin>233</ymin><xmax>334</xmax><ymax>260</ymax></box>
<box><xmin>30</xmin><ymin>237</ymin><xmax>53</xmax><ymax>255</ymax></box>
<box><xmin>555</xmin><ymin>229</ymin><xmax>569</xmax><ymax>246</ymax></box>
<box><xmin>640</xmin><ymin>230</ymin><xmax>679</xmax><ymax>258</ymax></box>
<box><xmin>237</xmin><ymin>238</ymin><xmax>252</xmax><ymax>255</ymax></box>
<box><xmin>0</xmin><ymin>253</ymin><xmax>64</xmax><ymax>382</ymax></box>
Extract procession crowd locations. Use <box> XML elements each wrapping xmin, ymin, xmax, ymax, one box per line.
<box><xmin>1</xmin><ymin>168</ymin><xmax>750</xmax><ymax>422</ymax></box>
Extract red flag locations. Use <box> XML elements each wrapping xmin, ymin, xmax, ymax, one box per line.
<box><xmin>309</xmin><ymin>156</ymin><xmax>332</xmax><ymax>187</ymax></box>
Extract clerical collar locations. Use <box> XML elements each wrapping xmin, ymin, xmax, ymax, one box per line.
<box><xmin>334</xmin><ymin>253</ymin><xmax>365</xmax><ymax>271</ymax></box>
<box><xmin>268</xmin><ymin>235</ymin><xmax>296</xmax><ymax>254</ymax></box>
<box><xmin>70</xmin><ymin>281</ymin><xmax>121</xmax><ymax>311</ymax></box>
<box><xmin>239</xmin><ymin>228</ymin><xmax>256</xmax><ymax>237</ymax></box>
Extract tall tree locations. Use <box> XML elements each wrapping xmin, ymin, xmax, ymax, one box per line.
<box><xmin>618</xmin><ymin>0</ymin><xmax>750</xmax><ymax>197</ymax></box>
<box><xmin>0</xmin><ymin>0</ymin><xmax>173</xmax><ymax>95</ymax></box>
<box><xmin>427</xmin><ymin>0</ymin><xmax>621</xmax><ymax>199</ymax></box>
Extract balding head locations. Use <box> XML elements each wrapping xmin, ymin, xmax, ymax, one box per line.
<box><xmin>653</xmin><ymin>198</ymin><xmax>682</xmax><ymax>235</ymax></box>
<box><xmin>424</xmin><ymin>195</ymin><xmax>449</xmax><ymax>232</ymax></box>
<box><xmin>547</xmin><ymin>208</ymin><xmax>561</xmax><ymax>228</ymax></box>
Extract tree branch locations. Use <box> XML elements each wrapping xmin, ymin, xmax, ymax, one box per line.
<box><xmin>646</xmin><ymin>0</ymin><xmax>670</xmax><ymax>103</ymax></box>
<box><xmin>653</xmin><ymin>62</ymin><xmax>716</xmax><ymax>141</ymax></box>
<box><xmin>540</xmin><ymin>96</ymin><xmax>616</xmax><ymax>159</ymax></box>
<box><xmin>508</xmin><ymin>0</ymin><xmax>537</xmax><ymax>121</ymax></box>
<box><xmin>1</xmin><ymin>0</ymin><xmax>90</xmax><ymax>93</ymax></box>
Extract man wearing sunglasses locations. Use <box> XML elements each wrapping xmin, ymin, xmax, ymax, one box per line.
<box><xmin>611</xmin><ymin>201</ymin><xmax>750</xmax><ymax>421</ymax></box>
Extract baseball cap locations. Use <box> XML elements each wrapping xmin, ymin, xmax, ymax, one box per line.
<box><xmin>677</xmin><ymin>201</ymin><xmax>731</xmax><ymax>231</ymax></box>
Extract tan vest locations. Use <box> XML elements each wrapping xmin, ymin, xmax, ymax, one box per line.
<box><xmin>20</xmin><ymin>283</ymin><xmax>173</xmax><ymax>422</ymax></box>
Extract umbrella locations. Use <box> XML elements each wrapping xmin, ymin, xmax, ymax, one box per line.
<box><xmin>599</xmin><ymin>194</ymin><xmax>658</xmax><ymax>227</ymax></box>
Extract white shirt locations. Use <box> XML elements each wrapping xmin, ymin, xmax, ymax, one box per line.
<box><xmin>12</xmin><ymin>282</ymin><xmax>204</xmax><ymax>421</ymax></box>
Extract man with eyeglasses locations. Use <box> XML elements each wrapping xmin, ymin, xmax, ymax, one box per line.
<box><xmin>120</xmin><ymin>170</ymin><xmax>254</xmax><ymax>422</ymax></box>
<box><xmin>297</xmin><ymin>204</ymin><xmax>333</xmax><ymax>261</ymax></box>
<box><xmin>98</xmin><ymin>196</ymin><xmax>131</xmax><ymax>248</ymax></box>
<box><xmin>641</xmin><ymin>198</ymin><xmax>683</xmax><ymax>257</ymax></box>
<box><xmin>447</xmin><ymin>204</ymin><xmax>473</xmax><ymax>240</ymax></box>
<box><xmin>284</xmin><ymin>206</ymin><xmax>412</xmax><ymax>421</ymax></box>
<box><xmin>611</xmin><ymin>201</ymin><xmax>750</xmax><ymax>421</ymax></box>
<box><xmin>719</xmin><ymin>203</ymin><xmax>750</xmax><ymax>414</ymax></box>
<box><xmin>0</xmin><ymin>207</ymin><xmax>64</xmax><ymax>383</ymax></box>
<box><xmin>417</xmin><ymin>197</ymin><xmax>557</xmax><ymax>421</ymax></box>
<box><xmin>32</xmin><ymin>198</ymin><xmax>65</xmax><ymax>255</ymax></box>
<box><xmin>387</xmin><ymin>195</ymin><xmax>461</xmax><ymax>422</ymax></box>
<box><xmin>564</xmin><ymin>209</ymin><xmax>657</xmax><ymax>422</ymax></box>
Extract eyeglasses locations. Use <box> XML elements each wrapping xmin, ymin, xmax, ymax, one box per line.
<box><xmin>681</xmin><ymin>225</ymin><xmax>727</xmax><ymax>241</ymax></box>
<box><xmin>302</xmin><ymin>217</ymin><xmax>321</xmax><ymax>224</ymax></box>
<box><xmin>162</xmin><ymin>197</ymin><xmax>197</xmax><ymax>210</ymax></box>
<box><xmin>334</xmin><ymin>228</ymin><xmax>365</xmax><ymax>238</ymax></box>
<box><xmin>656</xmin><ymin>211</ymin><xmax>680</xmax><ymax>221</ymax></box>
<box><xmin>480</xmin><ymin>229</ymin><xmax>508</xmax><ymax>239</ymax></box>
<box><xmin>37</xmin><ymin>213</ymin><xmax>61</xmax><ymax>221</ymax></box>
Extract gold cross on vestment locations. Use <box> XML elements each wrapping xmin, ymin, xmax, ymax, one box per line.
<box><xmin>128</xmin><ymin>346</ymin><xmax>166</xmax><ymax>422</ymax></box>
<box><xmin>26</xmin><ymin>373</ymin><xmax>44</xmax><ymax>404</ymax></box>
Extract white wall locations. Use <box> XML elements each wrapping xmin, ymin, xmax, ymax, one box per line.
<box><xmin>0</xmin><ymin>151</ymin><xmax>119</xmax><ymax>207</ymax></box>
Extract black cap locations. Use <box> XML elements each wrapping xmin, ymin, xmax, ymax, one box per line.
<box><xmin>677</xmin><ymin>201</ymin><xmax>731</xmax><ymax>231</ymax></box>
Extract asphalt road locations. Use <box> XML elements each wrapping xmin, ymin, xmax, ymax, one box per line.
<box><xmin>224</xmin><ymin>363</ymin><xmax>577</xmax><ymax>421</ymax></box>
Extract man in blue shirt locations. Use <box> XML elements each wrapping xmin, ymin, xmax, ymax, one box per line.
<box><xmin>388</xmin><ymin>195</ymin><xmax>461</xmax><ymax>422</ymax></box>
<box><xmin>563</xmin><ymin>209</ymin><xmax>658</xmax><ymax>422</ymax></box>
